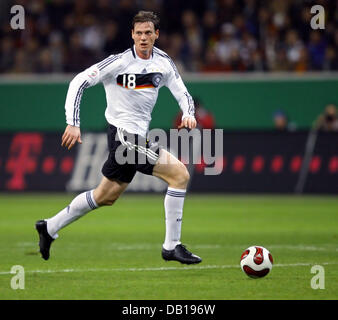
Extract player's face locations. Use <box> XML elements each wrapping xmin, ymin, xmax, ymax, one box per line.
<box><xmin>132</xmin><ymin>22</ymin><xmax>159</xmax><ymax>59</ymax></box>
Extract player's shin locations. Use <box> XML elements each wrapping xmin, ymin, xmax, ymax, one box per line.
<box><xmin>45</xmin><ymin>190</ymin><xmax>98</xmax><ymax>238</ymax></box>
<box><xmin>163</xmin><ymin>187</ymin><xmax>186</xmax><ymax>250</ymax></box>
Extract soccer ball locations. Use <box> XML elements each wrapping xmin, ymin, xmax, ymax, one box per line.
<box><xmin>240</xmin><ymin>246</ymin><xmax>273</xmax><ymax>278</ymax></box>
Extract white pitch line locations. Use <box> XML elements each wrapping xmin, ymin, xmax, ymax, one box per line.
<box><xmin>267</xmin><ymin>245</ymin><xmax>329</xmax><ymax>251</ymax></box>
<box><xmin>0</xmin><ymin>262</ymin><xmax>337</xmax><ymax>276</ymax></box>
<box><xmin>15</xmin><ymin>242</ymin><xmax>336</xmax><ymax>252</ymax></box>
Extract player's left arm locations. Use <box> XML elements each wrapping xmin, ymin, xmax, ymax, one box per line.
<box><xmin>165</xmin><ymin>64</ymin><xmax>196</xmax><ymax>129</ymax></box>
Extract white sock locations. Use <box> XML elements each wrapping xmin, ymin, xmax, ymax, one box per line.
<box><xmin>163</xmin><ymin>187</ymin><xmax>186</xmax><ymax>251</ymax></box>
<box><xmin>46</xmin><ymin>190</ymin><xmax>98</xmax><ymax>239</ymax></box>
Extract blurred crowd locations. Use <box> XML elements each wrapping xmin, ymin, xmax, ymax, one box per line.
<box><xmin>314</xmin><ymin>104</ymin><xmax>338</xmax><ymax>131</ymax></box>
<box><xmin>0</xmin><ymin>0</ymin><xmax>337</xmax><ymax>74</ymax></box>
<box><xmin>272</xmin><ymin>104</ymin><xmax>338</xmax><ymax>132</ymax></box>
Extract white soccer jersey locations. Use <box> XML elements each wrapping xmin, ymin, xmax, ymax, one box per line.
<box><xmin>64</xmin><ymin>46</ymin><xmax>195</xmax><ymax>137</ymax></box>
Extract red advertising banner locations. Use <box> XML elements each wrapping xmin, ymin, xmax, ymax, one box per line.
<box><xmin>0</xmin><ymin>131</ymin><xmax>337</xmax><ymax>193</ymax></box>
<box><xmin>0</xmin><ymin>133</ymin><xmax>75</xmax><ymax>191</ymax></box>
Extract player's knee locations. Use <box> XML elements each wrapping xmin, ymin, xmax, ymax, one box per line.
<box><xmin>182</xmin><ymin>164</ymin><xmax>190</xmax><ymax>182</ymax></box>
<box><xmin>174</xmin><ymin>163</ymin><xmax>190</xmax><ymax>187</ymax></box>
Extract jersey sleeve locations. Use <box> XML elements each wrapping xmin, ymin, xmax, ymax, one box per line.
<box><xmin>65</xmin><ymin>54</ymin><xmax>121</xmax><ymax>127</ymax></box>
<box><xmin>164</xmin><ymin>60</ymin><xmax>195</xmax><ymax>121</ymax></box>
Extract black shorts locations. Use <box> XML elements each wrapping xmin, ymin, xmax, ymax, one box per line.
<box><xmin>101</xmin><ymin>124</ymin><xmax>161</xmax><ymax>183</ymax></box>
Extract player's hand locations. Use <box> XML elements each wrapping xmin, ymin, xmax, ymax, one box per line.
<box><xmin>61</xmin><ymin>125</ymin><xmax>82</xmax><ymax>150</ymax></box>
<box><xmin>178</xmin><ymin>116</ymin><xmax>197</xmax><ymax>129</ymax></box>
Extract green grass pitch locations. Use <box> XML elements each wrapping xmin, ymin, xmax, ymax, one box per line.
<box><xmin>0</xmin><ymin>193</ymin><xmax>337</xmax><ymax>300</ymax></box>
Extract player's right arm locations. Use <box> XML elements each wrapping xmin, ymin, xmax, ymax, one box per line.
<box><xmin>62</xmin><ymin>54</ymin><xmax>121</xmax><ymax>150</ymax></box>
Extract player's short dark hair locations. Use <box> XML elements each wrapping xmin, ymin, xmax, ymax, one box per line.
<box><xmin>132</xmin><ymin>11</ymin><xmax>160</xmax><ymax>31</ymax></box>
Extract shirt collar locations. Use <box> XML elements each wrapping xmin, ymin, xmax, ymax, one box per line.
<box><xmin>131</xmin><ymin>45</ymin><xmax>153</xmax><ymax>60</ymax></box>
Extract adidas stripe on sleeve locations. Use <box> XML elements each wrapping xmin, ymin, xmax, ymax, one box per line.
<box><xmin>64</xmin><ymin>53</ymin><xmax>123</xmax><ymax>127</ymax></box>
<box><xmin>153</xmin><ymin>48</ymin><xmax>195</xmax><ymax>120</ymax></box>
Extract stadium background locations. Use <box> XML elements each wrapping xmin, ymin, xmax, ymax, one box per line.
<box><xmin>0</xmin><ymin>0</ymin><xmax>337</xmax><ymax>194</ymax></box>
<box><xmin>0</xmin><ymin>0</ymin><xmax>338</xmax><ymax>302</ymax></box>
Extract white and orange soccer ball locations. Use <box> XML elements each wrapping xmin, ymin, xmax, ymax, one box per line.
<box><xmin>240</xmin><ymin>246</ymin><xmax>273</xmax><ymax>278</ymax></box>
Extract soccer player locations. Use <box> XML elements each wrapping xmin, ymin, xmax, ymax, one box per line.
<box><xmin>35</xmin><ymin>11</ymin><xmax>202</xmax><ymax>265</ymax></box>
